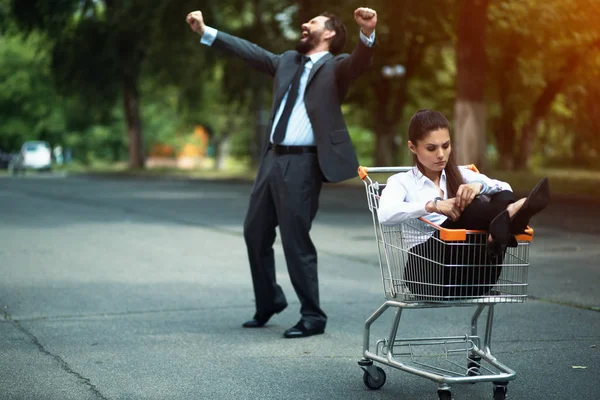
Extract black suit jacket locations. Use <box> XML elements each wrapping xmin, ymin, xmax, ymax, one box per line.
<box><xmin>212</xmin><ymin>32</ymin><xmax>374</xmax><ymax>183</ymax></box>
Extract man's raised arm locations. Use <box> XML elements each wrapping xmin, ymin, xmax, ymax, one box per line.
<box><xmin>186</xmin><ymin>10</ymin><xmax>279</xmax><ymax>76</ymax></box>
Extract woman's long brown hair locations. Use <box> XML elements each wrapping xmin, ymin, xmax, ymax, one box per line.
<box><xmin>408</xmin><ymin>109</ymin><xmax>464</xmax><ymax>198</ymax></box>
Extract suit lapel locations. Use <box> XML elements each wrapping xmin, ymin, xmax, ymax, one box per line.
<box><xmin>306</xmin><ymin>53</ymin><xmax>333</xmax><ymax>88</ymax></box>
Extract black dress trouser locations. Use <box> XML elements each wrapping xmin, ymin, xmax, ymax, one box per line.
<box><xmin>243</xmin><ymin>148</ymin><xmax>326</xmax><ymax>323</ymax></box>
<box><xmin>405</xmin><ymin>191</ymin><xmax>516</xmax><ymax>298</ymax></box>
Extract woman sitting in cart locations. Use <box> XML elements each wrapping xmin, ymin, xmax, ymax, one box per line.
<box><xmin>377</xmin><ymin>109</ymin><xmax>550</xmax><ymax>298</ymax></box>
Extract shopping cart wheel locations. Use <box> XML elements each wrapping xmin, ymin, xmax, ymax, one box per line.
<box><xmin>492</xmin><ymin>384</ymin><xmax>508</xmax><ymax>400</ymax></box>
<box><xmin>362</xmin><ymin>367</ymin><xmax>386</xmax><ymax>390</ymax></box>
<box><xmin>437</xmin><ymin>389</ymin><xmax>452</xmax><ymax>400</ymax></box>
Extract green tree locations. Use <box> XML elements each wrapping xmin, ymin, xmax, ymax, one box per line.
<box><xmin>539</xmin><ymin>54</ymin><xmax>600</xmax><ymax>168</ymax></box>
<box><xmin>454</xmin><ymin>0</ymin><xmax>490</xmax><ymax>168</ymax></box>
<box><xmin>0</xmin><ymin>33</ymin><xmax>66</xmax><ymax>151</ymax></box>
<box><xmin>10</xmin><ymin>0</ymin><xmax>165</xmax><ymax>168</ymax></box>
<box><xmin>487</xmin><ymin>0</ymin><xmax>600</xmax><ymax>169</ymax></box>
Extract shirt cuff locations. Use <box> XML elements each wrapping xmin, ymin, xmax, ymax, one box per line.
<box><xmin>474</xmin><ymin>180</ymin><xmax>489</xmax><ymax>195</ymax></box>
<box><xmin>474</xmin><ymin>180</ymin><xmax>504</xmax><ymax>196</ymax></box>
<box><xmin>200</xmin><ymin>26</ymin><xmax>217</xmax><ymax>46</ymax></box>
<box><xmin>359</xmin><ymin>30</ymin><xmax>376</xmax><ymax>47</ymax></box>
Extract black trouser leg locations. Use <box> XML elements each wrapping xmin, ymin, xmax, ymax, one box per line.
<box><xmin>442</xmin><ymin>190</ymin><xmax>516</xmax><ymax>230</ymax></box>
<box><xmin>406</xmin><ymin>233</ymin><xmax>503</xmax><ymax>298</ymax></box>
<box><xmin>270</xmin><ymin>152</ymin><xmax>325</xmax><ymax>324</ymax></box>
<box><xmin>243</xmin><ymin>152</ymin><xmax>287</xmax><ymax>316</ymax></box>
<box><xmin>406</xmin><ymin>191</ymin><xmax>516</xmax><ymax>298</ymax></box>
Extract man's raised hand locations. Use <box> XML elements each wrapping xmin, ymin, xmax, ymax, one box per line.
<box><xmin>186</xmin><ymin>11</ymin><xmax>205</xmax><ymax>35</ymax></box>
<box><xmin>354</xmin><ymin>7</ymin><xmax>377</xmax><ymax>36</ymax></box>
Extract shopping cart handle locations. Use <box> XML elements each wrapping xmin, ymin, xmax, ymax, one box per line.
<box><xmin>420</xmin><ymin>218</ymin><xmax>469</xmax><ymax>241</ymax></box>
<box><xmin>358</xmin><ymin>166</ymin><xmax>414</xmax><ymax>180</ymax></box>
<box><xmin>358</xmin><ymin>166</ymin><xmax>368</xmax><ymax>180</ymax></box>
<box><xmin>465</xmin><ymin>164</ymin><xmax>480</xmax><ymax>173</ymax></box>
<box><xmin>358</xmin><ymin>164</ymin><xmax>480</xmax><ymax>180</ymax></box>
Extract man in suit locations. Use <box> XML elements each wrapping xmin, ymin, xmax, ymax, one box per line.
<box><xmin>186</xmin><ymin>7</ymin><xmax>377</xmax><ymax>338</ymax></box>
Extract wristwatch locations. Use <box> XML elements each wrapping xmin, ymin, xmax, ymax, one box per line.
<box><xmin>433</xmin><ymin>197</ymin><xmax>443</xmax><ymax>213</ymax></box>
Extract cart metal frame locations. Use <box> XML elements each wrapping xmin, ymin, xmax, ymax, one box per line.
<box><xmin>357</xmin><ymin>166</ymin><xmax>532</xmax><ymax>400</ymax></box>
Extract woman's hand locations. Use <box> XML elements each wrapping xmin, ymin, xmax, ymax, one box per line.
<box><xmin>427</xmin><ymin>198</ymin><xmax>461</xmax><ymax>221</ymax></box>
<box><xmin>455</xmin><ymin>183</ymin><xmax>483</xmax><ymax>211</ymax></box>
<box><xmin>437</xmin><ymin>198</ymin><xmax>461</xmax><ymax>221</ymax></box>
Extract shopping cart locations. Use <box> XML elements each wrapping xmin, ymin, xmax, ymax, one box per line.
<box><xmin>356</xmin><ymin>166</ymin><xmax>533</xmax><ymax>400</ymax></box>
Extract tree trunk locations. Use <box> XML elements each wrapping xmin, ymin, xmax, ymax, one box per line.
<box><xmin>374</xmin><ymin>127</ymin><xmax>396</xmax><ymax>166</ymax></box>
<box><xmin>112</xmin><ymin>140</ymin><xmax>121</xmax><ymax>162</ymax></box>
<box><xmin>252</xmin><ymin>86</ymin><xmax>267</xmax><ymax>168</ymax></box>
<box><xmin>454</xmin><ymin>101</ymin><xmax>487</xmax><ymax>166</ymax></box>
<box><xmin>492</xmin><ymin>116</ymin><xmax>517</xmax><ymax>170</ymax></box>
<box><xmin>515</xmin><ymin>120</ymin><xmax>539</xmax><ymax>169</ymax></box>
<box><xmin>213</xmin><ymin>137</ymin><xmax>227</xmax><ymax>171</ymax></box>
<box><xmin>213</xmin><ymin>116</ymin><xmax>235</xmax><ymax>171</ymax></box>
<box><xmin>491</xmin><ymin>37</ymin><xmax>521</xmax><ymax>170</ymax></box>
<box><xmin>250</xmin><ymin>0</ymin><xmax>267</xmax><ymax>168</ymax></box>
<box><xmin>123</xmin><ymin>76</ymin><xmax>144</xmax><ymax>169</ymax></box>
<box><xmin>372</xmin><ymin>88</ymin><xmax>396</xmax><ymax>166</ymax></box>
<box><xmin>370</xmin><ymin>77</ymin><xmax>408</xmax><ymax>166</ymax></box>
<box><xmin>515</xmin><ymin>73</ymin><xmax>576</xmax><ymax>169</ymax></box>
<box><xmin>104</xmin><ymin>0</ymin><xmax>145</xmax><ymax>168</ymax></box>
<box><xmin>454</xmin><ymin>0</ymin><xmax>490</xmax><ymax>168</ymax></box>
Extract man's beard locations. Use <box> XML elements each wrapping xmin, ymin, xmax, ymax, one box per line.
<box><xmin>296</xmin><ymin>31</ymin><xmax>318</xmax><ymax>54</ymax></box>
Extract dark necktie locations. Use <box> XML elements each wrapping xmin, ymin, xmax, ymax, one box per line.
<box><xmin>272</xmin><ymin>55</ymin><xmax>309</xmax><ymax>144</ymax></box>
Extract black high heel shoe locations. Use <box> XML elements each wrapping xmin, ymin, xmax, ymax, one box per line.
<box><xmin>511</xmin><ymin>177</ymin><xmax>551</xmax><ymax>234</ymax></box>
<box><xmin>487</xmin><ymin>210</ymin><xmax>512</xmax><ymax>258</ymax></box>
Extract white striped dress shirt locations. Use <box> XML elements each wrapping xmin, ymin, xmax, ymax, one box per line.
<box><xmin>378</xmin><ymin>166</ymin><xmax>513</xmax><ymax>227</ymax></box>
<box><xmin>269</xmin><ymin>51</ymin><xmax>327</xmax><ymax>145</ymax></box>
<box><xmin>377</xmin><ymin>167</ymin><xmax>513</xmax><ymax>249</ymax></box>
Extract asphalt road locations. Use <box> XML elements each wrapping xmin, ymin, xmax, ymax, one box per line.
<box><xmin>0</xmin><ymin>173</ymin><xmax>598</xmax><ymax>400</ymax></box>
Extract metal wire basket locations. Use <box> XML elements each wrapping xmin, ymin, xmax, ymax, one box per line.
<box><xmin>357</xmin><ymin>165</ymin><xmax>534</xmax><ymax>400</ymax></box>
<box><xmin>361</xmin><ymin>166</ymin><xmax>530</xmax><ymax>305</ymax></box>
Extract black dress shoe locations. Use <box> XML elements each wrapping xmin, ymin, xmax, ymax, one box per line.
<box><xmin>511</xmin><ymin>177</ymin><xmax>550</xmax><ymax>234</ymax></box>
<box><xmin>283</xmin><ymin>320</ymin><xmax>325</xmax><ymax>338</ymax></box>
<box><xmin>242</xmin><ymin>304</ymin><xmax>287</xmax><ymax>328</ymax></box>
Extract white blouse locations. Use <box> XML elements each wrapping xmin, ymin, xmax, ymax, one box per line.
<box><xmin>378</xmin><ymin>166</ymin><xmax>512</xmax><ymax>226</ymax></box>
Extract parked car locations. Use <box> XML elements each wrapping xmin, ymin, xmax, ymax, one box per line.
<box><xmin>10</xmin><ymin>141</ymin><xmax>53</xmax><ymax>173</ymax></box>
<box><xmin>0</xmin><ymin>148</ymin><xmax>15</xmax><ymax>169</ymax></box>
